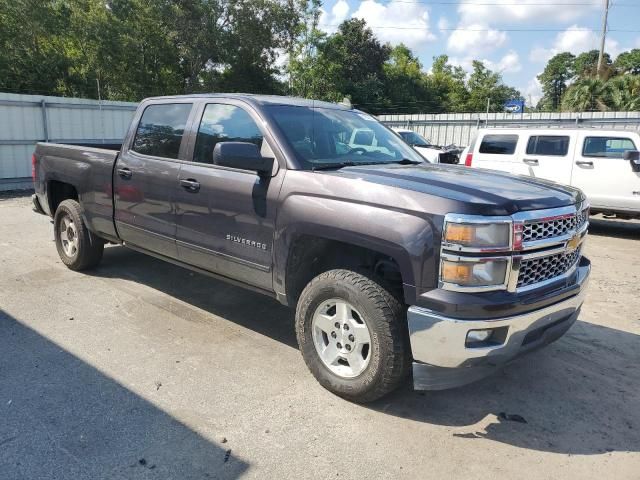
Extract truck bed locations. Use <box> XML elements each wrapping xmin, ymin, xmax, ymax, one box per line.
<box><xmin>33</xmin><ymin>142</ymin><xmax>120</xmax><ymax>240</ymax></box>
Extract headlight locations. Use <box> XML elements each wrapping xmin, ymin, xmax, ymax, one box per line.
<box><xmin>440</xmin><ymin>214</ymin><xmax>513</xmax><ymax>291</ymax></box>
<box><xmin>440</xmin><ymin>256</ymin><xmax>509</xmax><ymax>288</ymax></box>
<box><xmin>443</xmin><ymin>217</ymin><xmax>511</xmax><ymax>251</ymax></box>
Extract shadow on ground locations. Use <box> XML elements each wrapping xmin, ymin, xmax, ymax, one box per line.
<box><xmin>588</xmin><ymin>216</ymin><xmax>640</xmax><ymax>240</ymax></box>
<box><xmin>88</xmin><ymin>245</ymin><xmax>639</xmax><ymax>457</ymax></box>
<box><xmin>94</xmin><ymin>246</ymin><xmax>297</xmax><ymax>348</ymax></box>
<box><xmin>0</xmin><ymin>309</ymin><xmax>248</xmax><ymax>480</ymax></box>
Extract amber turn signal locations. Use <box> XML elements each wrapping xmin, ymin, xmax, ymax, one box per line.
<box><xmin>441</xmin><ymin>261</ymin><xmax>473</xmax><ymax>284</ymax></box>
<box><xmin>444</xmin><ymin>224</ymin><xmax>475</xmax><ymax>244</ymax></box>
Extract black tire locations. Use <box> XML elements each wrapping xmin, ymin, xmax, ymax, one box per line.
<box><xmin>53</xmin><ymin>199</ymin><xmax>104</xmax><ymax>271</ymax></box>
<box><xmin>295</xmin><ymin>269</ymin><xmax>410</xmax><ymax>403</ymax></box>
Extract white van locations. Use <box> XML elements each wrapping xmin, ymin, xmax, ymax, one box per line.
<box><xmin>464</xmin><ymin>128</ymin><xmax>640</xmax><ymax>219</ymax></box>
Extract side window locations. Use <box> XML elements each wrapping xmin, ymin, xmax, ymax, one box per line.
<box><xmin>583</xmin><ymin>137</ymin><xmax>637</xmax><ymax>159</ymax></box>
<box><xmin>132</xmin><ymin>103</ymin><xmax>192</xmax><ymax>159</ymax></box>
<box><xmin>479</xmin><ymin>134</ymin><xmax>518</xmax><ymax>155</ymax></box>
<box><xmin>526</xmin><ymin>135</ymin><xmax>570</xmax><ymax>156</ymax></box>
<box><xmin>193</xmin><ymin>104</ymin><xmax>263</xmax><ymax>165</ymax></box>
<box><xmin>351</xmin><ymin>129</ymin><xmax>375</xmax><ymax>146</ymax></box>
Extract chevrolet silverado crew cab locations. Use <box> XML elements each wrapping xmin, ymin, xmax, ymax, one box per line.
<box><xmin>463</xmin><ymin>127</ymin><xmax>640</xmax><ymax>219</ymax></box>
<box><xmin>32</xmin><ymin>95</ymin><xmax>591</xmax><ymax>402</ymax></box>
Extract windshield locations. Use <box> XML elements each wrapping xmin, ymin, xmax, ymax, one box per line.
<box><xmin>266</xmin><ymin>105</ymin><xmax>425</xmax><ymax>169</ymax></box>
<box><xmin>399</xmin><ymin>131</ymin><xmax>431</xmax><ymax>147</ymax></box>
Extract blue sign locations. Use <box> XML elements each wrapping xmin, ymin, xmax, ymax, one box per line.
<box><xmin>504</xmin><ymin>99</ymin><xmax>525</xmax><ymax>113</ymax></box>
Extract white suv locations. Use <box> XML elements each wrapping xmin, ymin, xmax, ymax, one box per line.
<box><xmin>464</xmin><ymin>128</ymin><xmax>640</xmax><ymax>219</ymax></box>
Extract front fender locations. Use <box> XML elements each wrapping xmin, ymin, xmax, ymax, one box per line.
<box><xmin>274</xmin><ymin>194</ymin><xmax>438</xmax><ymax>304</ymax></box>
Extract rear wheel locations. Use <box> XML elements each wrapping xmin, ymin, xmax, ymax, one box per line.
<box><xmin>54</xmin><ymin>199</ymin><xmax>104</xmax><ymax>271</ymax></box>
<box><xmin>295</xmin><ymin>269</ymin><xmax>410</xmax><ymax>403</ymax></box>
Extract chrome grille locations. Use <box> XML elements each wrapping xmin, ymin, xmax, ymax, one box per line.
<box><xmin>517</xmin><ymin>248</ymin><xmax>581</xmax><ymax>288</ymax></box>
<box><xmin>522</xmin><ymin>208</ymin><xmax>588</xmax><ymax>243</ymax></box>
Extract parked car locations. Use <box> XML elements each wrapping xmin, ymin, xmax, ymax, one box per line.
<box><xmin>32</xmin><ymin>94</ymin><xmax>590</xmax><ymax>402</ymax></box>
<box><xmin>392</xmin><ymin>128</ymin><xmax>461</xmax><ymax>164</ymax></box>
<box><xmin>463</xmin><ymin>128</ymin><xmax>640</xmax><ymax>219</ymax></box>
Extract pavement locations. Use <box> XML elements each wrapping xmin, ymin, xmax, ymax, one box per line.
<box><xmin>1</xmin><ymin>192</ymin><xmax>639</xmax><ymax>479</ymax></box>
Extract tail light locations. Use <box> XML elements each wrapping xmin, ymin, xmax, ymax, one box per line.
<box><xmin>31</xmin><ymin>154</ymin><xmax>37</xmax><ymax>181</ymax></box>
<box><xmin>464</xmin><ymin>152</ymin><xmax>473</xmax><ymax>167</ymax></box>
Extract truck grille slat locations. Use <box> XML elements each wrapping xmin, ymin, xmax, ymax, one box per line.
<box><xmin>517</xmin><ymin>248</ymin><xmax>581</xmax><ymax>288</ymax></box>
<box><xmin>522</xmin><ymin>209</ymin><xmax>588</xmax><ymax>243</ymax></box>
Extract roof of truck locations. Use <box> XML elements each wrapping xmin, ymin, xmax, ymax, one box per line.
<box><xmin>144</xmin><ymin>93</ymin><xmax>352</xmax><ymax>110</ymax></box>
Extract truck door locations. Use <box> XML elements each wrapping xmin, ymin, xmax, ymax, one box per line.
<box><xmin>114</xmin><ymin>101</ymin><xmax>194</xmax><ymax>258</ymax></box>
<box><xmin>514</xmin><ymin>134</ymin><xmax>574</xmax><ymax>185</ymax></box>
<box><xmin>174</xmin><ymin>101</ymin><xmax>284</xmax><ymax>291</ymax></box>
<box><xmin>571</xmin><ymin>133</ymin><xmax>640</xmax><ymax>212</ymax></box>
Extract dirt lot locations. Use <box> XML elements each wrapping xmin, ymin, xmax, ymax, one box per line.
<box><xmin>1</xmin><ymin>193</ymin><xmax>639</xmax><ymax>479</ymax></box>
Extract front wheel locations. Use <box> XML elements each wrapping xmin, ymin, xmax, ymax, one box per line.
<box><xmin>295</xmin><ymin>269</ymin><xmax>410</xmax><ymax>403</ymax></box>
<box><xmin>54</xmin><ymin>199</ymin><xmax>104</xmax><ymax>271</ymax></box>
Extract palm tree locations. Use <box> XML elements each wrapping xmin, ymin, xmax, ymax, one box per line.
<box><xmin>561</xmin><ymin>78</ymin><xmax>608</xmax><ymax>111</ymax></box>
<box><xmin>604</xmin><ymin>75</ymin><xmax>640</xmax><ymax>111</ymax></box>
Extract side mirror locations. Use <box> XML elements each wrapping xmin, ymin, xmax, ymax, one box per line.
<box><xmin>624</xmin><ymin>150</ymin><xmax>640</xmax><ymax>172</ymax></box>
<box><xmin>213</xmin><ymin>142</ymin><xmax>274</xmax><ymax>176</ymax></box>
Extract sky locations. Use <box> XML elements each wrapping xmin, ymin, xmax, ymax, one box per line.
<box><xmin>316</xmin><ymin>0</ymin><xmax>640</xmax><ymax>106</ymax></box>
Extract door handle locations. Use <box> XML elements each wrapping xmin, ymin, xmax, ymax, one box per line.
<box><xmin>180</xmin><ymin>178</ymin><xmax>200</xmax><ymax>192</ymax></box>
<box><xmin>523</xmin><ymin>158</ymin><xmax>539</xmax><ymax>165</ymax></box>
<box><xmin>117</xmin><ymin>167</ymin><xmax>132</xmax><ymax>179</ymax></box>
<box><xmin>575</xmin><ymin>160</ymin><xmax>594</xmax><ymax>167</ymax></box>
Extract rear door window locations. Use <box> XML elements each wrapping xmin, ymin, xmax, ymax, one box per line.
<box><xmin>583</xmin><ymin>137</ymin><xmax>636</xmax><ymax>159</ymax></box>
<box><xmin>479</xmin><ymin>134</ymin><xmax>518</xmax><ymax>155</ymax></box>
<box><xmin>526</xmin><ymin>135</ymin><xmax>570</xmax><ymax>156</ymax></box>
<box><xmin>132</xmin><ymin>103</ymin><xmax>192</xmax><ymax>159</ymax></box>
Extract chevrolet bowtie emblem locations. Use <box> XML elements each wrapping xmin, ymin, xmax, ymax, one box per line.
<box><xmin>566</xmin><ymin>233</ymin><xmax>581</xmax><ymax>252</ymax></box>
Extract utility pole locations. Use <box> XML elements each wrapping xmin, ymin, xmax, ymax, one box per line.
<box><xmin>597</xmin><ymin>0</ymin><xmax>610</xmax><ymax>79</ymax></box>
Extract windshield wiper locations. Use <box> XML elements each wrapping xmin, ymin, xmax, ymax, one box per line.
<box><xmin>311</xmin><ymin>158</ymin><xmax>422</xmax><ymax>171</ymax></box>
<box><xmin>311</xmin><ymin>161</ymin><xmax>383</xmax><ymax>171</ymax></box>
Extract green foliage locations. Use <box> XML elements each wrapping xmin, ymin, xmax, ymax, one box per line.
<box><xmin>0</xmin><ymin>0</ymin><xmax>306</xmax><ymax>100</ymax></box>
<box><xmin>537</xmin><ymin>52</ymin><xmax>575</xmax><ymax>111</ymax></box>
<box><xmin>614</xmin><ymin>49</ymin><xmax>640</xmax><ymax>75</ymax></box>
<box><xmin>537</xmin><ymin>48</ymin><xmax>640</xmax><ymax>112</ymax></box>
<box><xmin>574</xmin><ymin>50</ymin><xmax>613</xmax><ymax>79</ymax></box>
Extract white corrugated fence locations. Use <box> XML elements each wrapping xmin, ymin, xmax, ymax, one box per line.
<box><xmin>0</xmin><ymin>93</ymin><xmax>137</xmax><ymax>190</ymax></box>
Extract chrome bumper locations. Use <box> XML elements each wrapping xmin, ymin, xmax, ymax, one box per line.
<box><xmin>408</xmin><ymin>262</ymin><xmax>590</xmax><ymax>390</ymax></box>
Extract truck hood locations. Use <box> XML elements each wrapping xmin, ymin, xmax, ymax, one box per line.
<box><xmin>324</xmin><ymin>163</ymin><xmax>584</xmax><ymax>216</ymax></box>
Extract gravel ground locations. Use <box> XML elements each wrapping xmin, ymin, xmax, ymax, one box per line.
<box><xmin>1</xmin><ymin>193</ymin><xmax>639</xmax><ymax>479</ymax></box>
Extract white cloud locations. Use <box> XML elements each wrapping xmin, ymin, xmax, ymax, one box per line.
<box><xmin>521</xmin><ymin>78</ymin><xmax>543</xmax><ymax>107</ymax></box>
<box><xmin>437</xmin><ymin>17</ymin><xmax>450</xmax><ymax>32</ymax></box>
<box><xmin>447</xmin><ymin>24</ymin><xmax>507</xmax><ymax>56</ymax></box>
<box><xmin>448</xmin><ymin>51</ymin><xmax>521</xmax><ymax>76</ymax></box>
<box><xmin>529</xmin><ymin>25</ymin><xmax>621</xmax><ymax>63</ymax></box>
<box><xmin>318</xmin><ymin>0</ymin><xmax>350</xmax><ymax>34</ymax></box>
<box><xmin>483</xmin><ymin>50</ymin><xmax>522</xmax><ymax>74</ymax></box>
<box><xmin>350</xmin><ymin>1</ymin><xmax>436</xmax><ymax>50</ymax></box>
<box><xmin>458</xmin><ymin>0</ymin><xmax>598</xmax><ymax>26</ymax></box>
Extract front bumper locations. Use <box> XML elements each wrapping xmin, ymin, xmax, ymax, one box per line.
<box><xmin>408</xmin><ymin>257</ymin><xmax>590</xmax><ymax>390</ymax></box>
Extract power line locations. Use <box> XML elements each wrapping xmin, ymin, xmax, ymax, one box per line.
<box><xmin>381</xmin><ymin>0</ymin><xmax>637</xmax><ymax>4</ymax></box>
<box><xmin>326</xmin><ymin>25</ymin><xmax>639</xmax><ymax>32</ymax></box>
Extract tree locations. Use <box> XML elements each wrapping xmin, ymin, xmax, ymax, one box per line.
<box><xmin>426</xmin><ymin>55</ymin><xmax>469</xmax><ymax>113</ymax></box>
<box><xmin>561</xmin><ymin>77</ymin><xmax>608</xmax><ymax>111</ymax></box>
<box><xmin>537</xmin><ymin>52</ymin><xmax>575</xmax><ymax>111</ymax></box>
<box><xmin>466</xmin><ymin>61</ymin><xmax>521</xmax><ymax>112</ymax></box>
<box><xmin>615</xmin><ymin>49</ymin><xmax>640</xmax><ymax>75</ymax></box>
<box><xmin>605</xmin><ymin>75</ymin><xmax>640</xmax><ymax>110</ymax></box>
<box><xmin>574</xmin><ymin>49</ymin><xmax>613</xmax><ymax>79</ymax></box>
<box><xmin>382</xmin><ymin>44</ymin><xmax>435</xmax><ymax>113</ymax></box>
<box><xmin>310</xmin><ymin>19</ymin><xmax>391</xmax><ymax>112</ymax></box>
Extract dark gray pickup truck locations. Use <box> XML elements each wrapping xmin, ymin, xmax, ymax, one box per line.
<box><xmin>32</xmin><ymin>94</ymin><xmax>591</xmax><ymax>402</ymax></box>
